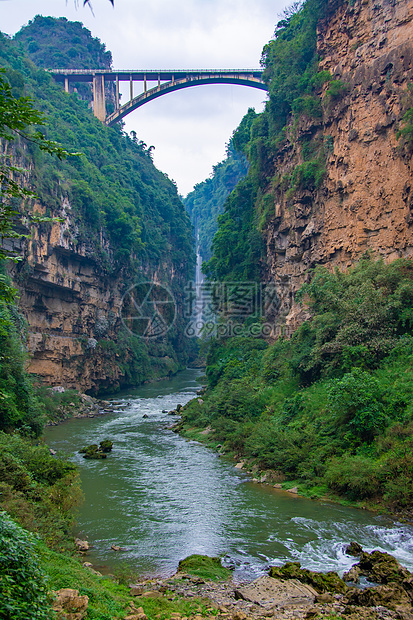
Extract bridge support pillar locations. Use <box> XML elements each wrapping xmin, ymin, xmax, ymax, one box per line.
<box><xmin>93</xmin><ymin>75</ymin><xmax>106</xmax><ymax>122</ymax></box>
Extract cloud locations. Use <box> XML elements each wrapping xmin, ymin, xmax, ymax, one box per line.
<box><xmin>0</xmin><ymin>0</ymin><xmax>287</xmax><ymax>194</ymax></box>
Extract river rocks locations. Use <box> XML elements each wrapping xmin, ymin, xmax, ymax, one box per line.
<box><xmin>52</xmin><ymin>588</ymin><xmax>89</xmax><ymax>619</ymax></box>
<box><xmin>268</xmin><ymin>561</ymin><xmax>349</xmax><ymax>594</ymax></box>
<box><xmin>141</xmin><ymin>590</ymin><xmax>164</xmax><ymax>599</ymax></box>
<box><xmin>75</xmin><ymin>538</ymin><xmax>89</xmax><ymax>552</ymax></box>
<box><xmin>79</xmin><ymin>440</ymin><xmax>113</xmax><ymax>459</ymax></box>
<box><xmin>100</xmin><ymin>440</ymin><xmax>113</xmax><ymax>453</ymax></box>
<box><xmin>125</xmin><ymin>602</ymin><xmax>148</xmax><ymax>620</ymax></box>
<box><xmin>345</xmin><ymin>583</ymin><xmax>411</xmax><ymax>610</ymax></box>
<box><xmin>286</xmin><ymin>487</ymin><xmax>298</xmax><ymax>494</ymax></box>
<box><xmin>343</xmin><ymin>565</ymin><xmax>361</xmax><ymax>584</ymax></box>
<box><xmin>357</xmin><ymin>551</ymin><xmax>411</xmax><ymax>585</ymax></box>
<box><xmin>346</xmin><ymin>541</ymin><xmax>363</xmax><ymax>557</ymax></box>
<box><xmin>234</xmin><ymin>575</ymin><xmax>317</xmax><ymax>610</ymax></box>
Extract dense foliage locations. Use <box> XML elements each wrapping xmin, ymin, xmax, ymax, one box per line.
<box><xmin>184</xmin><ymin>138</ymin><xmax>248</xmax><ymax>262</ymax></box>
<box><xmin>0</xmin><ymin>432</ymin><xmax>81</xmax><ymax>549</ymax></box>
<box><xmin>203</xmin><ymin>0</ymin><xmax>331</xmax><ymax>283</ymax></box>
<box><xmin>15</xmin><ymin>15</ymin><xmax>112</xmax><ymax>71</ymax></box>
<box><xmin>0</xmin><ymin>304</ymin><xmax>45</xmax><ymax>435</ymax></box>
<box><xmin>181</xmin><ymin>258</ymin><xmax>413</xmax><ymax>510</ymax></box>
<box><xmin>0</xmin><ymin>512</ymin><xmax>52</xmax><ymax>620</ymax></box>
<box><xmin>0</xmin><ymin>19</ymin><xmax>195</xmax><ymax>413</ymax></box>
<box><xmin>15</xmin><ymin>15</ymin><xmax>114</xmax><ymax>106</ymax></box>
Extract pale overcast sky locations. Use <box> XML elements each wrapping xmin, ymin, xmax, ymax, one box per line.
<box><xmin>0</xmin><ymin>0</ymin><xmax>288</xmax><ymax>195</ymax></box>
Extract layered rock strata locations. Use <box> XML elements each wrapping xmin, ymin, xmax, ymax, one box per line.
<box><xmin>264</xmin><ymin>0</ymin><xmax>413</xmax><ymax>333</ymax></box>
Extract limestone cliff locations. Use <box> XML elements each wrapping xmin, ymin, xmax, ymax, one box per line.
<box><xmin>263</xmin><ymin>0</ymin><xmax>413</xmax><ymax>333</ymax></box>
<box><xmin>0</xmin><ymin>23</ymin><xmax>194</xmax><ymax>395</ymax></box>
<box><xmin>12</xmin><ymin>200</ymin><xmax>126</xmax><ymax>392</ymax></box>
<box><xmin>10</xmin><ymin>194</ymin><xmax>191</xmax><ymax>394</ymax></box>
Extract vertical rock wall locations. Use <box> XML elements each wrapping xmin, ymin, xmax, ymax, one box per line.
<box><xmin>264</xmin><ymin>0</ymin><xmax>413</xmax><ymax>332</ymax></box>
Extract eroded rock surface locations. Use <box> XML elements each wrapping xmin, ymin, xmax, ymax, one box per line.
<box><xmin>262</xmin><ymin>0</ymin><xmax>413</xmax><ymax>334</ymax></box>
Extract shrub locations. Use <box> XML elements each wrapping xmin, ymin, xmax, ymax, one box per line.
<box><xmin>328</xmin><ymin>368</ymin><xmax>387</xmax><ymax>443</ymax></box>
<box><xmin>324</xmin><ymin>454</ymin><xmax>382</xmax><ymax>500</ymax></box>
<box><xmin>0</xmin><ymin>512</ymin><xmax>52</xmax><ymax>620</ymax></box>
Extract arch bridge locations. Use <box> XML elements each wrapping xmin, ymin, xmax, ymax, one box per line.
<box><xmin>49</xmin><ymin>69</ymin><xmax>268</xmax><ymax>126</ymax></box>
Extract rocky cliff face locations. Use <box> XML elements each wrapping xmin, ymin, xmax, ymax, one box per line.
<box><xmin>11</xmin><ymin>196</ymin><xmax>189</xmax><ymax>394</ymax></box>
<box><xmin>12</xmin><ymin>199</ymin><xmax>124</xmax><ymax>393</ymax></box>
<box><xmin>1</xmin><ymin>20</ymin><xmax>194</xmax><ymax>395</ymax></box>
<box><xmin>264</xmin><ymin>0</ymin><xmax>413</xmax><ymax>333</ymax></box>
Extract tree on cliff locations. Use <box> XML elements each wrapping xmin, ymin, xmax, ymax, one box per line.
<box><xmin>0</xmin><ymin>69</ymin><xmax>76</xmax><ymax>274</ymax></box>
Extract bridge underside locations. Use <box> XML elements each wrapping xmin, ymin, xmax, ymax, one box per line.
<box><xmin>49</xmin><ymin>69</ymin><xmax>268</xmax><ymax>124</ymax></box>
<box><xmin>106</xmin><ymin>75</ymin><xmax>268</xmax><ymax>126</ymax></box>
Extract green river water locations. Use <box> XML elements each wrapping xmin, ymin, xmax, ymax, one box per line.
<box><xmin>45</xmin><ymin>368</ymin><xmax>413</xmax><ymax>581</ymax></box>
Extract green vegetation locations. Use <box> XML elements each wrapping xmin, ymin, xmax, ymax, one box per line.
<box><xmin>202</xmin><ymin>0</ymin><xmax>334</xmax><ymax>283</ymax></box>
<box><xmin>0</xmin><ymin>432</ymin><xmax>81</xmax><ymax>551</ymax></box>
<box><xmin>180</xmin><ymin>258</ymin><xmax>413</xmax><ymax>511</ymax></box>
<box><xmin>0</xmin><ymin>512</ymin><xmax>52</xmax><ymax>620</ymax></box>
<box><xmin>397</xmin><ymin>85</ymin><xmax>413</xmax><ymax>155</ymax></box>
<box><xmin>15</xmin><ymin>15</ymin><xmax>112</xmax><ymax>71</ymax></box>
<box><xmin>177</xmin><ymin>554</ymin><xmax>232</xmax><ymax>581</ymax></box>
<box><xmin>1</xmin><ymin>516</ymin><xmax>218</xmax><ymax>620</ymax></box>
<box><xmin>184</xmin><ymin>136</ymin><xmax>249</xmax><ymax>262</ymax></box>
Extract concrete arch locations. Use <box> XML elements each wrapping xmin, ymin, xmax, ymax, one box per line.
<box><xmin>106</xmin><ymin>74</ymin><xmax>268</xmax><ymax>126</ymax></box>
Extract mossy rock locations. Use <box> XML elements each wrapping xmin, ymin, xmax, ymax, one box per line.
<box><xmin>357</xmin><ymin>551</ymin><xmax>411</xmax><ymax>585</ymax></box>
<box><xmin>99</xmin><ymin>440</ymin><xmax>113</xmax><ymax>453</ymax></box>
<box><xmin>177</xmin><ymin>554</ymin><xmax>232</xmax><ymax>582</ymax></box>
<box><xmin>269</xmin><ymin>561</ymin><xmax>349</xmax><ymax>594</ymax></box>
<box><xmin>79</xmin><ymin>444</ymin><xmax>107</xmax><ymax>459</ymax></box>
<box><xmin>345</xmin><ymin>541</ymin><xmax>363</xmax><ymax>557</ymax></box>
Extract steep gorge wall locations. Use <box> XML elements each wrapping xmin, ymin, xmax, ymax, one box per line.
<box><xmin>0</xmin><ymin>22</ymin><xmax>194</xmax><ymax>395</ymax></box>
<box><xmin>10</xmin><ymin>194</ymin><xmax>190</xmax><ymax>394</ymax></box>
<box><xmin>12</xmin><ymin>200</ymin><xmax>125</xmax><ymax>393</ymax></box>
<box><xmin>264</xmin><ymin>0</ymin><xmax>413</xmax><ymax>332</ymax></box>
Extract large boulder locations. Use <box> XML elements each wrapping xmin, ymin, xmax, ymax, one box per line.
<box><xmin>345</xmin><ymin>541</ymin><xmax>363</xmax><ymax>557</ymax></box>
<box><xmin>268</xmin><ymin>561</ymin><xmax>349</xmax><ymax>594</ymax></box>
<box><xmin>357</xmin><ymin>550</ymin><xmax>411</xmax><ymax>585</ymax></box>
<box><xmin>345</xmin><ymin>583</ymin><xmax>411</xmax><ymax>610</ymax></box>
<box><xmin>52</xmin><ymin>588</ymin><xmax>88</xmax><ymax>620</ymax></box>
<box><xmin>234</xmin><ymin>575</ymin><xmax>317</xmax><ymax>611</ymax></box>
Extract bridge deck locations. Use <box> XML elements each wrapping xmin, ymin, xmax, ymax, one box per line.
<box><xmin>49</xmin><ymin>68</ymin><xmax>264</xmax><ymax>83</ymax></box>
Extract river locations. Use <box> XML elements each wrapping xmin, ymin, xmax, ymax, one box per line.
<box><xmin>45</xmin><ymin>368</ymin><xmax>413</xmax><ymax>581</ymax></box>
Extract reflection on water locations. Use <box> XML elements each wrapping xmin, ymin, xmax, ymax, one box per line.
<box><xmin>45</xmin><ymin>369</ymin><xmax>413</xmax><ymax>579</ymax></box>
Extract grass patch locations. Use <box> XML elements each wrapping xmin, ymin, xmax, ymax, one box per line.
<box><xmin>39</xmin><ymin>544</ymin><xmax>219</xmax><ymax>620</ymax></box>
<box><xmin>177</xmin><ymin>555</ymin><xmax>232</xmax><ymax>582</ymax></box>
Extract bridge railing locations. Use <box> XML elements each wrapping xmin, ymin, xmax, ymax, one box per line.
<box><xmin>48</xmin><ymin>68</ymin><xmax>267</xmax><ymax>123</ymax></box>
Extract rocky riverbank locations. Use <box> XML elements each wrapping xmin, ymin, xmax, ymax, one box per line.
<box><xmin>64</xmin><ymin>547</ymin><xmax>413</xmax><ymax>620</ymax></box>
<box><xmin>45</xmin><ymin>387</ymin><xmax>123</xmax><ymax>426</ymax></box>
